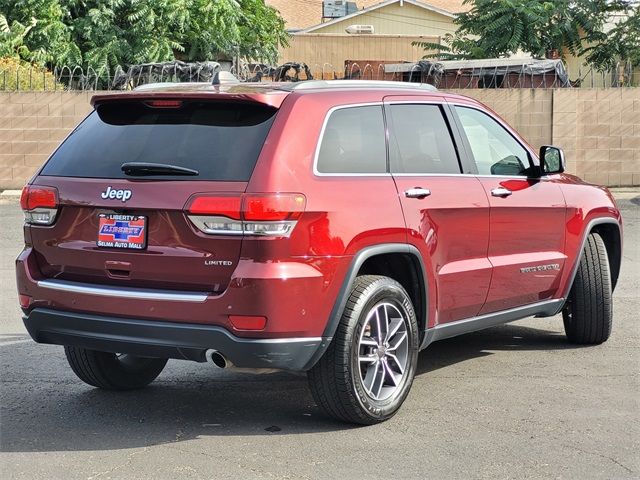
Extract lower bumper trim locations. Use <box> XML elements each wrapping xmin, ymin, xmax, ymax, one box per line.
<box><xmin>23</xmin><ymin>308</ymin><xmax>323</xmax><ymax>371</ymax></box>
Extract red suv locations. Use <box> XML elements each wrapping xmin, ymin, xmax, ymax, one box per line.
<box><xmin>16</xmin><ymin>80</ymin><xmax>622</xmax><ymax>424</ymax></box>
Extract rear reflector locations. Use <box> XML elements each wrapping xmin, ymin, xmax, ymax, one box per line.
<box><xmin>185</xmin><ymin>193</ymin><xmax>306</xmax><ymax>237</ymax></box>
<box><xmin>229</xmin><ymin>315</ymin><xmax>267</xmax><ymax>331</ymax></box>
<box><xmin>20</xmin><ymin>185</ymin><xmax>59</xmax><ymax>225</ymax></box>
<box><xmin>18</xmin><ymin>294</ymin><xmax>32</xmax><ymax>309</ymax></box>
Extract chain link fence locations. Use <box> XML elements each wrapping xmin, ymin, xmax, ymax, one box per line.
<box><xmin>1</xmin><ymin>59</ymin><xmax>637</xmax><ymax>91</ymax></box>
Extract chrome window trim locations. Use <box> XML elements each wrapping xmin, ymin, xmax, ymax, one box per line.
<box><xmin>37</xmin><ymin>279</ymin><xmax>210</xmax><ymax>302</ymax></box>
<box><xmin>313</xmin><ymin>102</ymin><xmax>390</xmax><ymax>177</ymax></box>
<box><xmin>311</xmin><ymin>100</ymin><xmax>546</xmax><ymax>180</ymax></box>
<box><xmin>390</xmin><ymin>173</ymin><xmax>548</xmax><ymax>180</ymax></box>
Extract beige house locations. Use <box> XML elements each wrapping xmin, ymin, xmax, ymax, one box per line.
<box><xmin>270</xmin><ymin>0</ymin><xmax>466</xmax><ymax>78</ymax></box>
<box><xmin>267</xmin><ymin>0</ymin><xmax>468</xmax><ymax>30</ymax></box>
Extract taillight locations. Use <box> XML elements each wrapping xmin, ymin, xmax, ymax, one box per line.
<box><xmin>188</xmin><ymin>196</ymin><xmax>242</xmax><ymax>219</ymax></box>
<box><xmin>185</xmin><ymin>193</ymin><xmax>306</xmax><ymax>237</ymax></box>
<box><xmin>20</xmin><ymin>185</ymin><xmax>59</xmax><ymax>225</ymax></box>
<box><xmin>243</xmin><ymin>194</ymin><xmax>305</xmax><ymax>221</ymax></box>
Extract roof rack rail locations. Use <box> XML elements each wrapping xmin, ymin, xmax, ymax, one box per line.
<box><xmin>285</xmin><ymin>80</ymin><xmax>437</xmax><ymax>91</ymax></box>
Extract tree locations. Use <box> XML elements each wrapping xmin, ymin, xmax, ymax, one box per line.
<box><xmin>0</xmin><ymin>14</ymin><xmax>37</xmax><ymax>60</ymax></box>
<box><xmin>0</xmin><ymin>0</ymin><xmax>81</xmax><ymax>65</ymax></box>
<box><xmin>0</xmin><ymin>0</ymin><xmax>289</xmax><ymax>69</ymax></box>
<box><xmin>584</xmin><ymin>5</ymin><xmax>640</xmax><ymax>70</ymax></box>
<box><xmin>414</xmin><ymin>0</ymin><xmax>632</xmax><ymax>61</ymax></box>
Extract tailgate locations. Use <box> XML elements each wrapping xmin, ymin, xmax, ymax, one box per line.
<box><xmin>28</xmin><ymin>98</ymin><xmax>279</xmax><ymax>293</ymax></box>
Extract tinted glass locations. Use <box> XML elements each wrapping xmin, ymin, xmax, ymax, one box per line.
<box><xmin>317</xmin><ymin>105</ymin><xmax>386</xmax><ymax>174</ymax></box>
<box><xmin>41</xmin><ymin>101</ymin><xmax>278</xmax><ymax>181</ymax></box>
<box><xmin>387</xmin><ymin>104</ymin><xmax>460</xmax><ymax>174</ymax></box>
<box><xmin>455</xmin><ymin>106</ymin><xmax>530</xmax><ymax>176</ymax></box>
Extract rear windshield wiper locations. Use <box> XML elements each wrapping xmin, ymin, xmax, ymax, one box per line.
<box><xmin>121</xmin><ymin>162</ymin><xmax>199</xmax><ymax>176</ymax></box>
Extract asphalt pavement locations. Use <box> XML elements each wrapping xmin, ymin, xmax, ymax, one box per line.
<box><xmin>0</xmin><ymin>193</ymin><xmax>638</xmax><ymax>480</ymax></box>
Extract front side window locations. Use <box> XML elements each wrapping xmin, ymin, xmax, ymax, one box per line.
<box><xmin>455</xmin><ymin>107</ymin><xmax>531</xmax><ymax>176</ymax></box>
<box><xmin>387</xmin><ymin>104</ymin><xmax>460</xmax><ymax>174</ymax></box>
<box><xmin>316</xmin><ymin>105</ymin><xmax>387</xmax><ymax>174</ymax></box>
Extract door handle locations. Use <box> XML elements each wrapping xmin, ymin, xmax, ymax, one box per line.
<box><xmin>491</xmin><ymin>187</ymin><xmax>513</xmax><ymax>198</ymax></box>
<box><xmin>404</xmin><ymin>187</ymin><xmax>431</xmax><ymax>199</ymax></box>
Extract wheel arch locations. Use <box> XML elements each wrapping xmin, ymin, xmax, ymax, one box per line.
<box><xmin>591</xmin><ymin>222</ymin><xmax>622</xmax><ymax>292</ymax></box>
<box><xmin>302</xmin><ymin>243</ymin><xmax>428</xmax><ymax>370</ymax></box>
<box><xmin>560</xmin><ymin>217</ymin><xmax>622</xmax><ymax>304</ymax></box>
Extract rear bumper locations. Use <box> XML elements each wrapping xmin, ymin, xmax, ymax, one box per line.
<box><xmin>24</xmin><ymin>308</ymin><xmax>326</xmax><ymax>371</ymax></box>
<box><xmin>16</xmin><ymin>247</ymin><xmax>351</xmax><ymax>338</ymax></box>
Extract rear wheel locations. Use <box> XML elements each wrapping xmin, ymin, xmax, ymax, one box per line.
<box><xmin>563</xmin><ymin>232</ymin><xmax>613</xmax><ymax>344</ymax></box>
<box><xmin>308</xmin><ymin>275</ymin><xmax>419</xmax><ymax>424</ymax></box>
<box><xmin>64</xmin><ymin>346</ymin><xmax>167</xmax><ymax>390</ymax></box>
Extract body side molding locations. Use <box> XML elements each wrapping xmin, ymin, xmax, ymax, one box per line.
<box><xmin>420</xmin><ymin>298</ymin><xmax>565</xmax><ymax>350</ymax></box>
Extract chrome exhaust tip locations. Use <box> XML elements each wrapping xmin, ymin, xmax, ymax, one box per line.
<box><xmin>205</xmin><ymin>349</ymin><xmax>229</xmax><ymax>369</ymax></box>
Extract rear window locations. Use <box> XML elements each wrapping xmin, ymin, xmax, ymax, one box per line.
<box><xmin>40</xmin><ymin>101</ymin><xmax>278</xmax><ymax>181</ymax></box>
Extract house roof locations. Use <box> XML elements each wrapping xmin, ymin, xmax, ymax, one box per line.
<box><xmin>266</xmin><ymin>0</ymin><xmax>469</xmax><ymax>31</ymax></box>
<box><xmin>300</xmin><ymin>0</ymin><xmax>455</xmax><ymax>33</ymax></box>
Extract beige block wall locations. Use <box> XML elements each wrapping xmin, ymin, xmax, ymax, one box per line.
<box><xmin>552</xmin><ymin>88</ymin><xmax>640</xmax><ymax>187</ymax></box>
<box><xmin>448</xmin><ymin>88</ymin><xmax>640</xmax><ymax>186</ymax></box>
<box><xmin>0</xmin><ymin>92</ymin><xmax>93</xmax><ymax>188</ymax></box>
<box><xmin>448</xmin><ymin>89</ymin><xmax>554</xmax><ymax>153</ymax></box>
<box><xmin>0</xmin><ymin>89</ymin><xmax>638</xmax><ymax>189</ymax></box>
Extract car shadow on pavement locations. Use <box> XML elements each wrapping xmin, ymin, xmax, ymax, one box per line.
<box><xmin>1</xmin><ymin>323</ymin><xmax>578</xmax><ymax>453</ymax></box>
<box><xmin>416</xmin><ymin>322</ymin><xmax>578</xmax><ymax>376</ymax></box>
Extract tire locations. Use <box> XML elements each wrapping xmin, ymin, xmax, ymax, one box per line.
<box><xmin>308</xmin><ymin>275</ymin><xmax>419</xmax><ymax>424</ymax></box>
<box><xmin>563</xmin><ymin>232</ymin><xmax>613</xmax><ymax>344</ymax></box>
<box><xmin>64</xmin><ymin>346</ymin><xmax>167</xmax><ymax>390</ymax></box>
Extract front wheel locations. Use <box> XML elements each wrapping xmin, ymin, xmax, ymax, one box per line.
<box><xmin>308</xmin><ymin>275</ymin><xmax>419</xmax><ymax>424</ymax></box>
<box><xmin>65</xmin><ymin>346</ymin><xmax>168</xmax><ymax>390</ymax></box>
<box><xmin>563</xmin><ymin>232</ymin><xmax>613</xmax><ymax>344</ymax></box>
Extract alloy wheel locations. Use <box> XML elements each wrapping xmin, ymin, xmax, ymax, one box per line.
<box><xmin>357</xmin><ymin>302</ymin><xmax>410</xmax><ymax>401</ymax></box>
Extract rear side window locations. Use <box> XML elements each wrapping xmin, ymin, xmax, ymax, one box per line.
<box><xmin>316</xmin><ymin>105</ymin><xmax>386</xmax><ymax>174</ymax></box>
<box><xmin>387</xmin><ymin>104</ymin><xmax>460</xmax><ymax>174</ymax></box>
<box><xmin>40</xmin><ymin>101</ymin><xmax>278</xmax><ymax>181</ymax></box>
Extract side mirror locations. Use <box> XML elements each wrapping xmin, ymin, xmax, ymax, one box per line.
<box><xmin>539</xmin><ymin>145</ymin><xmax>565</xmax><ymax>175</ymax></box>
